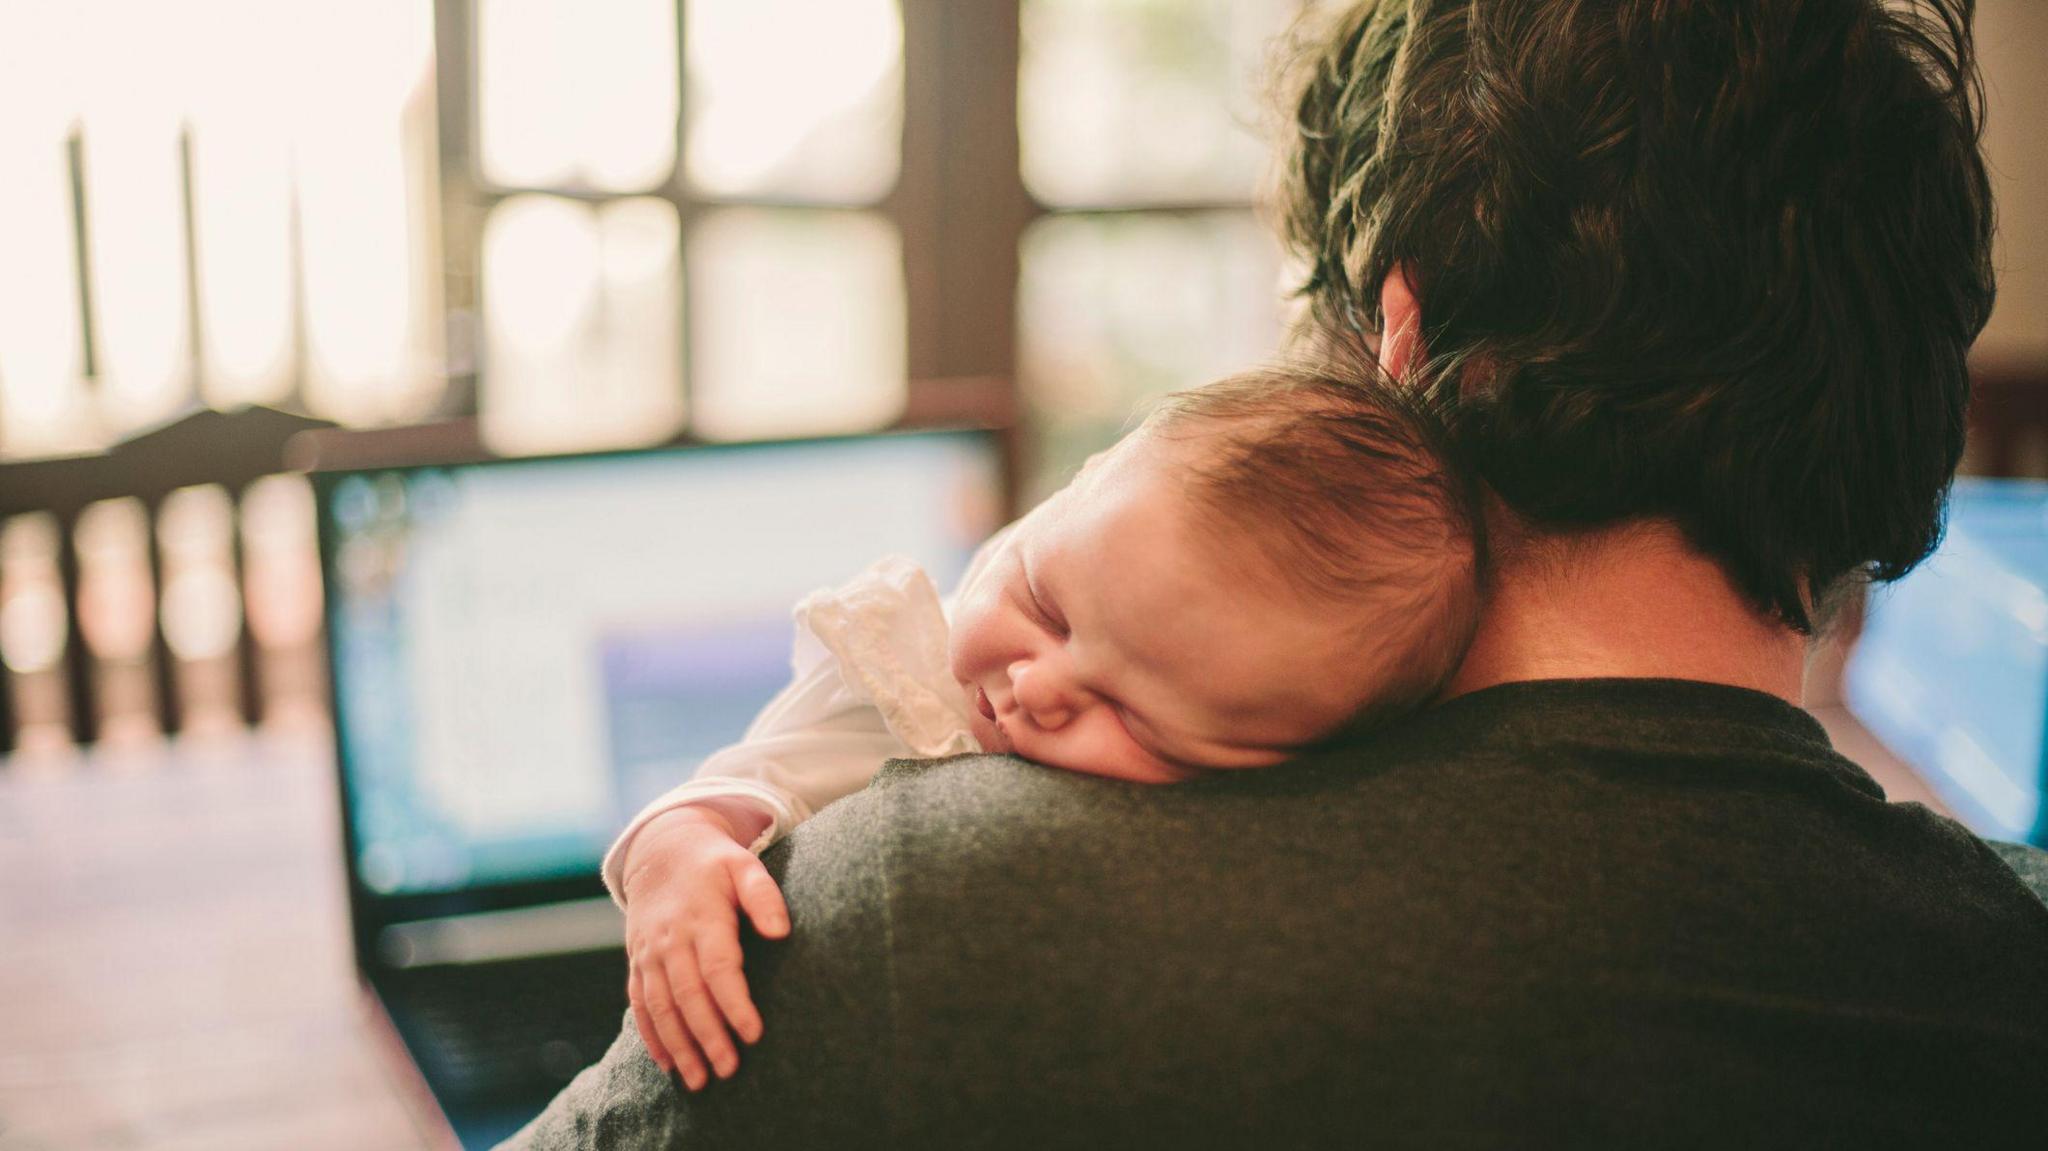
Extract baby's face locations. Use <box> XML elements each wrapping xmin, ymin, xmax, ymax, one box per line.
<box><xmin>948</xmin><ymin>431</ymin><xmax>1376</xmax><ymax>783</ymax></box>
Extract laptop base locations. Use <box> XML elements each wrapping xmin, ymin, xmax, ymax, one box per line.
<box><xmin>375</xmin><ymin>948</ymin><xmax>630</xmax><ymax>1148</ymax></box>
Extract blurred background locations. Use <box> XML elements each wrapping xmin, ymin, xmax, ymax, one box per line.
<box><xmin>0</xmin><ymin>0</ymin><xmax>2038</xmax><ymax>758</ymax></box>
<box><xmin>0</xmin><ymin>1</ymin><xmax>2045</xmax><ymax>1146</ymax></box>
<box><xmin>0</xmin><ymin>0</ymin><xmax>1316</xmax><ymax>759</ymax></box>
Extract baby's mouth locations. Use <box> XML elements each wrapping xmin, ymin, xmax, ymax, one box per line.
<box><xmin>966</xmin><ymin>684</ymin><xmax>1013</xmax><ymax>753</ymax></box>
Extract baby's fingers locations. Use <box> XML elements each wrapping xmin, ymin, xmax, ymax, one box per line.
<box><xmin>666</xmin><ymin>949</ymin><xmax>741</xmax><ymax>1081</ymax></box>
<box><xmin>731</xmin><ymin>856</ymin><xmax>790</xmax><ymax>940</ymax></box>
<box><xmin>628</xmin><ymin>967</ymin><xmax>670</xmax><ymax>1072</ymax></box>
<box><xmin>698</xmin><ymin>926</ymin><xmax>764</xmax><ymax>1046</ymax></box>
<box><xmin>641</xmin><ymin>959</ymin><xmax>711</xmax><ymax>1091</ymax></box>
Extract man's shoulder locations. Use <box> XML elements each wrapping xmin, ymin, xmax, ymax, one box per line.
<box><xmin>868</xmin><ymin>752</ymin><xmax>1024</xmax><ymax>792</ymax></box>
<box><xmin>824</xmin><ymin>751</ymin><xmax>1396</xmax><ymax>864</ymax></box>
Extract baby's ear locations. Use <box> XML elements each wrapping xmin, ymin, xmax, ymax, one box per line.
<box><xmin>1379</xmin><ymin>263</ymin><xmax>1424</xmax><ymax>380</ymax></box>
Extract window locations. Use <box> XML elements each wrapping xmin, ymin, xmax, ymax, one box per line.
<box><xmin>470</xmin><ymin>0</ymin><xmax>909</xmax><ymax>454</ymax></box>
<box><xmin>0</xmin><ymin>1</ymin><xmax>1300</xmax><ymax>479</ymax></box>
<box><xmin>0</xmin><ymin>0</ymin><xmax>1311</xmax><ymax>748</ymax></box>
<box><xmin>0</xmin><ymin>0</ymin><xmax>445</xmax><ymax>456</ymax></box>
<box><xmin>1015</xmin><ymin>0</ymin><xmax>1302</xmax><ymax>497</ymax></box>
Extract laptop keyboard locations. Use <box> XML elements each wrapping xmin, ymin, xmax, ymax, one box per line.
<box><xmin>389</xmin><ymin>948</ymin><xmax>630</xmax><ymax>1101</ymax></box>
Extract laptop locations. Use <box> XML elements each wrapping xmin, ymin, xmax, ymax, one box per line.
<box><xmin>313</xmin><ymin>429</ymin><xmax>1004</xmax><ymax>1147</ymax></box>
<box><xmin>1845</xmin><ymin>476</ymin><xmax>2048</xmax><ymax>846</ymax></box>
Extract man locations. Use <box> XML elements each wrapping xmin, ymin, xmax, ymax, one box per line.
<box><xmin>507</xmin><ymin>1</ymin><xmax>2048</xmax><ymax>1145</ymax></box>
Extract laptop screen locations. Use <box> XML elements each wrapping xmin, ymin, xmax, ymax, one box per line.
<box><xmin>1845</xmin><ymin>477</ymin><xmax>2048</xmax><ymax>845</ymax></box>
<box><xmin>319</xmin><ymin>431</ymin><xmax>1003</xmax><ymax>898</ymax></box>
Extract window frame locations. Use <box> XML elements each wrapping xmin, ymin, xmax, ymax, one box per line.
<box><xmin>431</xmin><ymin>0</ymin><xmax>1035</xmax><ymax>432</ymax></box>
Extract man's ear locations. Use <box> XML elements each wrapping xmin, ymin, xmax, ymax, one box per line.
<box><xmin>1379</xmin><ymin>265</ymin><xmax>1423</xmax><ymax>380</ymax></box>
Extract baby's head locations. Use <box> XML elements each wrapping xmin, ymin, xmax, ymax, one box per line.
<box><xmin>949</xmin><ymin>363</ymin><xmax>1481</xmax><ymax>783</ymax></box>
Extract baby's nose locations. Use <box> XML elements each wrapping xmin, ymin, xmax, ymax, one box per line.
<box><xmin>1007</xmin><ymin>660</ymin><xmax>1077</xmax><ymax>731</ymax></box>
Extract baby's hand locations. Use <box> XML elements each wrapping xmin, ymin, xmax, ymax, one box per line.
<box><xmin>620</xmin><ymin>805</ymin><xmax>791</xmax><ymax>1090</ymax></box>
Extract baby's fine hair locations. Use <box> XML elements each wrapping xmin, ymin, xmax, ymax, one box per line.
<box><xmin>1144</xmin><ymin>361</ymin><xmax>1483</xmax><ymax>729</ymax></box>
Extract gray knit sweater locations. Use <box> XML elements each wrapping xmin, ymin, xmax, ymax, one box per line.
<box><xmin>505</xmin><ymin>679</ymin><xmax>2048</xmax><ymax>1149</ymax></box>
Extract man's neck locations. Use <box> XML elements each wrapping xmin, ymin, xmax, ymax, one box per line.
<box><xmin>1444</xmin><ymin>516</ymin><xmax>1807</xmax><ymax>705</ymax></box>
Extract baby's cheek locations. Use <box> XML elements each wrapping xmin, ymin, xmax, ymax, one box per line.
<box><xmin>946</xmin><ymin>600</ymin><xmax>993</xmax><ymax>678</ymax></box>
<box><xmin>950</xmin><ymin>628</ymin><xmax>999</xmax><ymax>691</ymax></box>
<box><xmin>1029</xmin><ymin>712</ymin><xmax>1186</xmax><ymax>784</ymax></box>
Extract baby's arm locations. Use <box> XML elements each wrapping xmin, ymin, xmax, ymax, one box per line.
<box><xmin>601</xmin><ymin>726</ymin><xmax>911</xmax><ymax>906</ymax></box>
<box><xmin>612</xmin><ymin>556</ymin><xmax>971</xmax><ymax>1088</ymax></box>
<box><xmin>612</xmin><ymin>690</ymin><xmax>907</xmax><ymax>1090</ymax></box>
<box><xmin>618</xmin><ymin>801</ymin><xmax>787</xmax><ymax>1091</ymax></box>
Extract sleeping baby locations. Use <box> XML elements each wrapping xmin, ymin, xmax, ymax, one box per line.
<box><xmin>605</xmin><ymin>362</ymin><xmax>1482</xmax><ymax>1089</ymax></box>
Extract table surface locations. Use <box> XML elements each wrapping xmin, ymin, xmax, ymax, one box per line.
<box><xmin>0</xmin><ymin>733</ymin><xmax>445</xmax><ymax>1151</ymax></box>
<box><xmin>0</xmin><ymin>709</ymin><xmax>1951</xmax><ymax>1151</ymax></box>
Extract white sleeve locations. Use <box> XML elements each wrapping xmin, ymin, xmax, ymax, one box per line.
<box><xmin>599</xmin><ymin>652</ymin><xmax>907</xmax><ymax>906</ymax></box>
<box><xmin>601</xmin><ymin>555</ymin><xmax>979</xmax><ymax>907</ymax></box>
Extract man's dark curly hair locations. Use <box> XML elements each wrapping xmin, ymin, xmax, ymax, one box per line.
<box><xmin>1278</xmin><ymin>0</ymin><xmax>1996</xmax><ymax>633</ymax></box>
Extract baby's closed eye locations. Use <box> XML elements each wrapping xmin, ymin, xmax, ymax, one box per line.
<box><xmin>1020</xmin><ymin>568</ymin><xmax>1068</xmax><ymax>637</ymax></box>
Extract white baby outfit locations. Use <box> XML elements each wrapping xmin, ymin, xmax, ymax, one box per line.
<box><xmin>600</xmin><ymin>555</ymin><xmax>982</xmax><ymax>905</ymax></box>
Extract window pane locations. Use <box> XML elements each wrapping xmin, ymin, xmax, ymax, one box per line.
<box><xmin>1</xmin><ymin>0</ymin><xmax>442</xmax><ymax>443</ymax></box>
<box><xmin>78</xmin><ymin>0</ymin><xmax>194</xmax><ymax>433</ymax></box>
<box><xmin>190</xmin><ymin>130</ymin><xmax>295</xmax><ymax>408</ymax></box>
<box><xmin>0</xmin><ymin>5</ymin><xmax>94</xmax><ymax>457</ymax></box>
<box><xmin>1018</xmin><ymin>211</ymin><xmax>1284</xmax><ymax>497</ymax></box>
<box><xmin>296</xmin><ymin>0</ymin><xmax>444</xmax><ymax>425</ymax></box>
<box><xmin>480</xmin><ymin>195</ymin><xmax>685</xmax><ymax>456</ymax></box>
<box><xmin>479</xmin><ymin>0</ymin><xmax>678</xmax><ymax>192</ymax></box>
<box><xmin>188</xmin><ymin>1</ymin><xmax>300</xmax><ymax>408</ymax></box>
<box><xmin>1020</xmin><ymin>0</ymin><xmax>1299</xmax><ymax>207</ymax></box>
<box><xmin>687</xmin><ymin>208</ymin><xmax>904</xmax><ymax>440</ymax></box>
<box><xmin>684</xmin><ymin>0</ymin><xmax>902</xmax><ymax>202</ymax></box>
